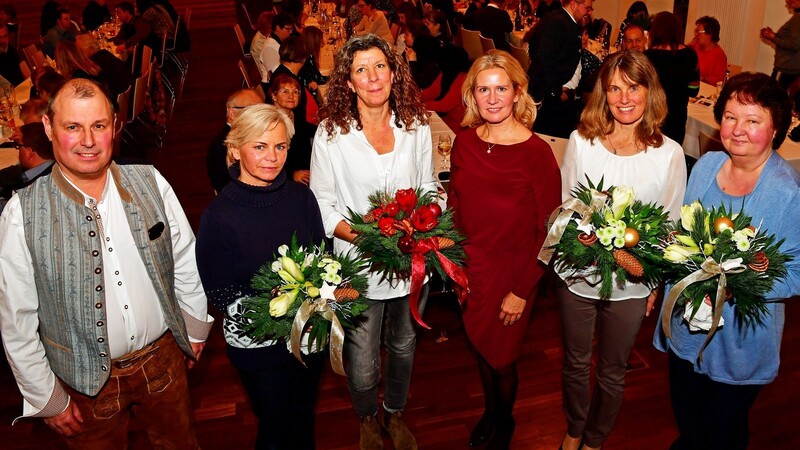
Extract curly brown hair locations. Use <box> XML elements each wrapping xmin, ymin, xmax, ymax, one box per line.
<box><xmin>318</xmin><ymin>34</ymin><xmax>429</xmax><ymax>139</ymax></box>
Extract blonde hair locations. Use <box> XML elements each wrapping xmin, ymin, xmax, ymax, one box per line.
<box><xmin>224</xmin><ymin>104</ymin><xmax>295</xmax><ymax>167</ymax></box>
<box><xmin>578</xmin><ymin>51</ymin><xmax>667</xmax><ymax>148</ymax></box>
<box><xmin>461</xmin><ymin>50</ymin><xmax>537</xmax><ymax>128</ymax></box>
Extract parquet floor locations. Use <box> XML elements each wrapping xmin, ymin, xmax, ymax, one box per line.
<box><xmin>2</xmin><ymin>1</ymin><xmax>800</xmax><ymax>448</ymax></box>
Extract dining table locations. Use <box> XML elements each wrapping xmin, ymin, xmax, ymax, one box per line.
<box><xmin>684</xmin><ymin>82</ymin><xmax>800</xmax><ymax>173</ymax></box>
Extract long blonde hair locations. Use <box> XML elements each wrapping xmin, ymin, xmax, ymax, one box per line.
<box><xmin>460</xmin><ymin>50</ymin><xmax>537</xmax><ymax>128</ymax></box>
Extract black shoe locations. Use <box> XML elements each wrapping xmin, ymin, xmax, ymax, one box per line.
<box><xmin>468</xmin><ymin>413</ymin><xmax>495</xmax><ymax>447</ymax></box>
<box><xmin>486</xmin><ymin>417</ymin><xmax>514</xmax><ymax>450</ymax></box>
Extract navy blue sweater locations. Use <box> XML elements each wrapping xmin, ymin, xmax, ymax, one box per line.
<box><xmin>196</xmin><ymin>166</ymin><xmax>325</xmax><ymax>369</ymax></box>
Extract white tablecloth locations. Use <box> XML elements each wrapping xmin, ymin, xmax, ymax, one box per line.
<box><xmin>684</xmin><ymin>82</ymin><xmax>800</xmax><ymax>173</ymax></box>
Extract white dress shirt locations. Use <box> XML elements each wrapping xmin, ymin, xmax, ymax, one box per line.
<box><xmin>310</xmin><ymin>115</ymin><xmax>437</xmax><ymax>299</ymax></box>
<box><xmin>0</xmin><ymin>167</ymin><xmax>211</xmax><ymax>418</ymax></box>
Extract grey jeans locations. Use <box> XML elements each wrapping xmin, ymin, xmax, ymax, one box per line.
<box><xmin>344</xmin><ymin>284</ymin><xmax>429</xmax><ymax>417</ymax></box>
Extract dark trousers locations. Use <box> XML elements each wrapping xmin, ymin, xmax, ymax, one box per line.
<box><xmin>668</xmin><ymin>350</ymin><xmax>763</xmax><ymax>450</ymax></box>
<box><xmin>238</xmin><ymin>351</ymin><xmax>324</xmax><ymax>450</ymax></box>
<box><xmin>64</xmin><ymin>332</ymin><xmax>198</xmax><ymax>450</ymax></box>
<box><xmin>557</xmin><ymin>285</ymin><xmax>647</xmax><ymax>448</ymax></box>
<box><xmin>533</xmin><ymin>94</ymin><xmax>579</xmax><ymax>139</ymax></box>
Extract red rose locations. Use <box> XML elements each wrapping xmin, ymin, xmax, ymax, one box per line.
<box><xmin>411</xmin><ymin>206</ymin><xmax>439</xmax><ymax>232</ymax></box>
<box><xmin>385</xmin><ymin>202</ymin><xmax>400</xmax><ymax>217</ymax></box>
<box><xmin>378</xmin><ymin>217</ymin><xmax>397</xmax><ymax>236</ymax></box>
<box><xmin>395</xmin><ymin>189</ymin><xmax>418</xmax><ymax>215</ymax></box>
<box><xmin>371</xmin><ymin>206</ymin><xmax>385</xmax><ymax>218</ymax></box>
<box><xmin>397</xmin><ymin>234</ymin><xmax>416</xmax><ymax>253</ymax></box>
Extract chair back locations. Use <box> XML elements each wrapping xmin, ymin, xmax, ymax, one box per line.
<box><xmin>19</xmin><ymin>60</ymin><xmax>31</xmax><ymax>79</ymax></box>
<box><xmin>183</xmin><ymin>8</ymin><xmax>192</xmax><ymax>31</ymax></box>
<box><xmin>130</xmin><ymin>73</ymin><xmax>148</xmax><ymax>123</ymax></box>
<box><xmin>241</xmin><ymin>3</ymin><xmax>256</xmax><ymax>31</ymax></box>
<box><xmin>165</xmin><ymin>16</ymin><xmax>181</xmax><ymax>52</ymax></box>
<box><xmin>459</xmin><ymin>27</ymin><xmax>483</xmax><ymax>61</ymax></box>
<box><xmin>509</xmin><ymin>43</ymin><xmax>530</xmax><ymax>71</ymax></box>
<box><xmin>479</xmin><ymin>35</ymin><xmax>495</xmax><ymax>53</ymax></box>
<box><xmin>239</xmin><ymin>60</ymin><xmax>253</xmax><ymax>88</ymax></box>
<box><xmin>234</xmin><ymin>24</ymin><xmax>251</xmax><ymax>58</ymax></box>
<box><xmin>727</xmin><ymin>64</ymin><xmax>743</xmax><ymax>77</ymax></box>
<box><xmin>114</xmin><ymin>85</ymin><xmax>132</xmax><ymax>155</ymax></box>
<box><xmin>23</xmin><ymin>44</ymin><xmax>45</xmax><ymax>72</ymax></box>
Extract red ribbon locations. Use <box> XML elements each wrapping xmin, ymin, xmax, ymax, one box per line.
<box><xmin>408</xmin><ymin>237</ymin><xmax>469</xmax><ymax>329</ymax></box>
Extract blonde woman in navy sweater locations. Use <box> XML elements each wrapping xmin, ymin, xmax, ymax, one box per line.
<box><xmin>196</xmin><ymin>104</ymin><xmax>325</xmax><ymax>450</ymax></box>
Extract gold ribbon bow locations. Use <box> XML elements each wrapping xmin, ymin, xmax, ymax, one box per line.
<box><xmin>291</xmin><ymin>298</ymin><xmax>346</xmax><ymax>376</ymax></box>
<box><xmin>538</xmin><ymin>191</ymin><xmax>609</xmax><ymax>265</ymax></box>
<box><xmin>662</xmin><ymin>257</ymin><xmax>746</xmax><ymax>362</ymax></box>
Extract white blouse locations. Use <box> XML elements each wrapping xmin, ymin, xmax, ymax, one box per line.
<box><xmin>558</xmin><ymin>130</ymin><xmax>687</xmax><ymax>300</ymax></box>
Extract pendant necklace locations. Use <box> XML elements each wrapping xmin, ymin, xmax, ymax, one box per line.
<box><xmin>608</xmin><ymin>133</ymin><xmax>634</xmax><ymax>155</ymax></box>
<box><xmin>485</xmin><ymin>123</ymin><xmax>515</xmax><ymax>154</ymax></box>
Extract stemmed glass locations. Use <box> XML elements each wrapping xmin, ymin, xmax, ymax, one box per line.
<box><xmin>437</xmin><ymin>134</ymin><xmax>452</xmax><ymax>167</ymax></box>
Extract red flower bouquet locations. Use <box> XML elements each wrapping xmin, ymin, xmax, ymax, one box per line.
<box><xmin>348</xmin><ymin>188</ymin><xmax>468</xmax><ymax>328</ymax></box>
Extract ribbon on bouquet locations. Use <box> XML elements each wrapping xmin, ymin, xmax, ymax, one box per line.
<box><xmin>537</xmin><ymin>191</ymin><xmax>609</xmax><ymax>265</ymax></box>
<box><xmin>408</xmin><ymin>237</ymin><xmax>469</xmax><ymax>329</ymax></box>
<box><xmin>291</xmin><ymin>297</ymin><xmax>347</xmax><ymax>376</ymax></box>
<box><xmin>661</xmin><ymin>257</ymin><xmax>746</xmax><ymax>363</ymax></box>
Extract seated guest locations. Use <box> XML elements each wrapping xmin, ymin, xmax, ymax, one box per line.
<box><xmin>577</xmin><ymin>25</ymin><xmax>602</xmax><ymax>104</ymax></box>
<box><xmin>137</xmin><ymin>0</ymin><xmax>176</xmax><ymax>48</ymax></box>
<box><xmin>354</xmin><ymin>0</ymin><xmax>394</xmax><ymax>44</ymax></box>
<box><xmin>614</xmin><ymin>1</ymin><xmax>650</xmax><ymax>49</ymax></box>
<box><xmin>299</xmin><ymin>26</ymin><xmax>328</xmax><ymax>100</ymax></box>
<box><xmin>114</xmin><ymin>1</ymin><xmax>154</xmax><ymax>55</ymax></box>
<box><xmin>406</xmin><ymin>20</ymin><xmax>442</xmax><ymax>91</ymax></box>
<box><xmin>267</xmin><ymin>36</ymin><xmax>319</xmax><ymax>126</ymax></box>
<box><xmin>251</xmin><ymin>11</ymin><xmax>275</xmax><ymax>87</ymax></box>
<box><xmin>43</xmin><ymin>8</ymin><xmax>77</xmax><ymax>58</ymax></box>
<box><xmin>82</xmin><ymin>0</ymin><xmax>111</xmax><ymax>31</ymax></box>
<box><xmin>424</xmin><ymin>9</ymin><xmax>453</xmax><ymax>48</ymax></box>
<box><xmin>0</xmin><ymin>123</ymin><xmax>55</xmax><ymax>213</ymax></box>
<box><xmin>268</xmin><ymin>73</ymin><xmax>314</xmax><ymax>185</ymax></box>
<box><xmin>394</xmin><ymin>2</ymin><xmax>420</xmax><ymax>55</ymax></box>
<box><xmin>262</xmin><ymin>12</ymin><xmax>295</xmax><ymax>83</ymax></box>
<box><xmin>206</xmin><ymin>88</ymin><xmax>264</xmax><ymax>194</ymax></box>
<box><xmin>56</xmin><ymin>39</ymin><xmax>131</xmax><ymax>99</ymax></box>
<box><xmin>30</xmin><ymin>66</ymin><xmax>65</xmax><ymax>101</ymax></box>
<box><xmin>424</xmin><ymin>46</ymin><xmax>470</xmax><ymax>131</ymax></box>
<box><xmin>75</xmin><ymin>34</ymin><xmax>133</xmax><ymax>99</ymax></box>
<box><xmin>40</xmin><ymin>1</ymin><xmax>61</xmax><ymax>36</ymax></box>
<box><xmin>0</xmin><ymin>24</ymin><xmax>23</xmax><ymax>86</ymax></box>
<box><xmin>465</xmin><ymin>0</ymin><xmax>513</xmax><ymax>51</ymax></box>
<box><xmin>19</xmin><ymin>98</ymin><xmax>48</xmax><ymax>124</ymax></box>
<box><xmin>690</xmin><ymin>15</ymin><xmax>728</xmax><ymax>86</ymax></box>
<box><xmin>622</xmin><ymin>23</ymin><xmax>646</xmax><ymax>52</ymax></box>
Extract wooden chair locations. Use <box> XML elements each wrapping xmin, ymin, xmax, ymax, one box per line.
<box><xmin>459</xmin><ymin>26</ymin><xmax>483</xmax><ymax>61</ymax></box>
<box><xmin>727</xmin><ymin>64</ymin><xmax>743</xmax><ymax>77</ymax></box>
<box><xmin>183</xmin><ymin>7</ymin><xmax>192</xmax><ymax>31</ymax></box>
<box><xmin>699</xmin><ymin>131</ymin><xmax>725</xmax><ymax>155</ymax></box>
<box><xmin>23</xmin><ymin>44</ymin><xmax>45</xmax><ymax>72</ymax></box>
<box><xmin>19</xmin><ymin>60</ymin><xmax>31</xmax><ymax>79</ymax></box>
<box><xmin>241</xmin><ymin>2</ymin><xmax>256</xmax><ymax>31</ymax></box>
<box><xmin>479</xmin><ymin>35</ymin><xmax>495</xmax><ymax>54</ymax></box>
<box><xmin>509</xmin><ymin>43</ymin><xmax>530</xmax><ymax>71</ymax></box>
<box><xmin>239</xmin><ymin>59</ymin><xmax>253</xmax><ymax>88</ymax></box>
<box><xmin>114</xmin><ymin>85</ymin><xmax>131</xmax><ymax>156</ymax></box>
<box><xmin>234</xmin><ymin>24</ymin><xmax>251</xmax><ymax>59</ymax></box>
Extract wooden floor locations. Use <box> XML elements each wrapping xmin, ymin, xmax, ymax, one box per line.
<box><xmin>2</xmin><ymin>1</ymin><xmax>800</xmax><ymax>448</ymax></box>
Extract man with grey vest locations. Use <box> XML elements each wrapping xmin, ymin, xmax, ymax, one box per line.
<box><xmin>0</xmin><ymin>78</ymin><xmax>213</xmax><ymax>449</ymax></box>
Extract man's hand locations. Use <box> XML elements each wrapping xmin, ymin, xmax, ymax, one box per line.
<box><xmin>44</xmin><ymin>400</ymin><xmax>83</xmax><ymax>437</ymax></box>
<box><xmin>292</xmin><ymin>170</ymin><xmax>311</xmax><ymax>185</ymax></box>
<box><xmin>187</xmin><ymin>342</ymin><xmax>205</xmax><ymax>369</ymax></box>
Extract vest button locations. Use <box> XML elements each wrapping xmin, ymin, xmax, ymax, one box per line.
<box><xmin>94</xmin><ymin>268</ymin><xmax>102</xmax><ymax>274</ymax></box>
<box><xmin>92</xmin><ymin>250</ymin><xmax>100</xmax><ymax>257</ymax></box>
<box><xmin>95</xmin><ymin>285</ymin><xmax>103</xmax><ymax>292</ymax></box>
<box><xmin>99</xmin><ymin>352</ymin><xmax>107</xmax><ymax>357</ymax></box>
<box><xmin>95</xmin><ymin>302</ymin><xmax>102</xmax><ymax>309</ymax></box>
<box><xmin>101</xmin><ymin>365</ymin><xmax>107</xmax><ymax>371</ymax></box>
<box><xmin>89</xmin><ymin>231</ymin><xmax>96</xmax><ymax>237</ymax></box>
<box><xmin>97</xmin><ymin>337</ymin><xmax>105</xmax><ymax>343</ymax></box>
<box><xmin>96</xmin><ymin>321</ymin><xmax>103</xmax><ymax>327</ymax></box>
<box><xmin>86</xmin><ymin>215</ymin><xmax>93</xmax><ymax>221</ymax></box>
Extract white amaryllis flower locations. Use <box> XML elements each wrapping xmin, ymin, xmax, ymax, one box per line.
<box><xmin>611</xmin><ymin>185</ymin><xmax>635</xmax><ymax>219</ymax></box>
<box><xmin>271</xmin><ymin>260</ymin><xmax>283</xmax><ymax>272</ymax></box>
<box><xmin>278</xmin><ymin>244</ymin><xmax>289</xmax><ymax>256</ymax></box>
<box><xmin>680</xmin><ymin>201</ymin><xmax>703</xmax><ymax>232</ymax></box>
<box><xmin>302</xmin><ymin>253</ymin><xmax>315</xmax><ymax>269</ymax></box>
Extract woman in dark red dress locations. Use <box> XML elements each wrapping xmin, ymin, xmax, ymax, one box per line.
<box><xmin>449</xmin><ymin>50</ymin><xmax>561</xmax><ymax>449</ymax></box>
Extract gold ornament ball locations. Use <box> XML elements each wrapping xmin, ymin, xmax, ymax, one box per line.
<box><xmin>714</xmin><ymin>217</ymin><xmax>734</xmax><ymax>234</ymax></box>
<box><xmin>623</xmin><ymin>228</ymin><xmax>640</xmax><ymax>247</ymax></box>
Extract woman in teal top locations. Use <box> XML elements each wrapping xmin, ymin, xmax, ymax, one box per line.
<box><xmin>654</xmin><ymin>72</ymin><xmax>800</xmax><ymax>450</ymax></box>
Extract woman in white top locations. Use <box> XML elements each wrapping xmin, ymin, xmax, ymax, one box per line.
<box><xmin>309</xmin><ymin>34</ymin><xmax>435</xmax><ymax>450</ymax></box>
<box><xmin>558</xmin><ymin>51</ymin><xmax>687</xmax><ymax>450</ymax></box>
<box><xmin>354</xmin><ymin>0</ymin><xmax>394</xmax><ymax>44</ymax></box>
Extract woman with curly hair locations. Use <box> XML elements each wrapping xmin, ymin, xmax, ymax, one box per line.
<box><xmin>310</xmin><ymin>33</ymin><xmax>436</xmax><ymax>450</ymax></box>
<box><xmin>558</xmin><ymin>51</ymin><xmax>686</xmax><ymax>450</ymax></box>
<box><xmin>449</xmin><ymin>49</ymin><xmax>561</xmax><ymax>449</ymax></box>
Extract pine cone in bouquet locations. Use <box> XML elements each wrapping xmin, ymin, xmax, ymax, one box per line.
<box><xmin>334</xmin><ymin>286</ymin><xmax>360</xmax><ymax>302</ymax></box>
<box><xmin>613</xmin><ymin>249</ymin><xmax>644</xmax><ymax>277</ymax></box>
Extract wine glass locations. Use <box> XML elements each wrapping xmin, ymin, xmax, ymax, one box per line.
<box><xmin>437</xmin><ymin>134</ymin><xmax>452</xmax><ymax>166</ymax></box>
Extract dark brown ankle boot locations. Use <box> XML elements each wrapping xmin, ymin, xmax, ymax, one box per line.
<box><xmin>360</xmin><ymin>415</ymin><xmax>384</xmax><ymax>450</ymax></box>
<box><xmin>382</xmin><ymin>410</ymin><xmax>417</xmax><ymax>450</ymax></box>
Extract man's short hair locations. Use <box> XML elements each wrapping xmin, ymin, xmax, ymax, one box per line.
<box><xmin>46</xmin><ymin>78</ymin><xmax>114</xmax><ymax>121</ymax></box>
<box><xmin>272</xmin><ymin>12</ymin><xmax>294</xmax><ymax>30</ymax></box>
<box><xmin>20</xmin><ymin>122</ymin><xmax>54</xmax><ymax>160</ymax></box>
<box><xmin>117</xmin><ymin>2</ymin><xmax>135</xmax><ymax>15</ymax></box>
